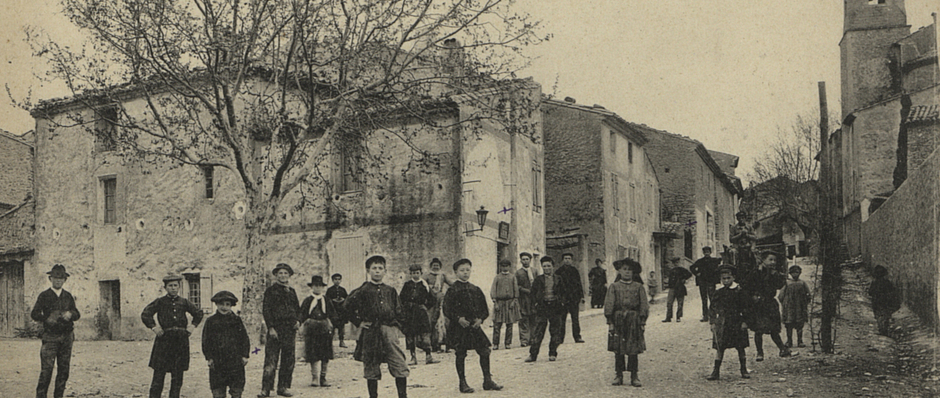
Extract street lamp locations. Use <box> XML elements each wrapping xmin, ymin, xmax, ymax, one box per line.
<box><xmin>466</xmin><ymin>206</ymin><xmax>489</xmax><ymax>234</ymax></box>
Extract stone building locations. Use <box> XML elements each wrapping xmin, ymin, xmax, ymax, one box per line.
<box><xmin>0</xmin><ymin>130</ymin><xmax>35</xmax><ymax>336</ymax></box>
<box><xmin>634</xmin><ymin>125</ymin><xmax>741</xmax><ymax>268</ymax></box>
<box><xmin>542</xmin><ymin>98</ymin><xmax>663</xmax><ymax>299</ymax></box>
<box><xmin>29</xmin><ymin>77</ymin><xmax>544</xmax><ymax>340</ymax></box>
<box><xmin>828</xmin><ymin>0</ymin><xmax>939</xmax><ymax>329</ymax></box>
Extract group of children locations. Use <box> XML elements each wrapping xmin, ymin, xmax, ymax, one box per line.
<box><xmin>29</xmin><ymin>251</ymin><xmax>904</xmax><ymax>397</ymax></box>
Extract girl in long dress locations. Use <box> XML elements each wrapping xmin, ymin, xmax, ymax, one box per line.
<box><xmin>605</xmin><ymin>258</ymin><xmax>649</xmax><ymax>388</ymax></box>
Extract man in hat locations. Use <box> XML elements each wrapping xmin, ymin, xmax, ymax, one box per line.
<box><xmin>556</xmin><ymin>253</ymin><xmax>585</xmax><ymax>343</ymax></box>
<box><xmin>690</xmin><ymin>246</ymin><xmax>721</xmax><ymax>322</ymax></box>
<box><xmin>31</xmin><ymin>264</ymin><xmax>81</xmax><ymax>398</ymax></box>
<box><xmin>514</xmin><ymin>252</ymin><xmax>536</xmax><ymax>347</ymax></box>
<box><xmin>422</xmin><ymin>257</ymin><xmax>450</xmax><ymax>352</ymax></box>
<box><xmin>202</xmin><ymin>291</ymin><xmax>250</xmax><ymax>398</ymax></box>
<box><xmin>141</xmin><ymin>274</ymin><xmax>204</xmax><ymax>398</ymax></box>
<box><xmin>259</xmin><ymin>263</ymin><xmax>301</xmax><ymax>397</ymax></box>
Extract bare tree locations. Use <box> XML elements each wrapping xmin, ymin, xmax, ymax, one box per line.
<box><xmin>23</xmin><ymin>0</ymin><xmax>546</xmax><ymax>330</ymax></box>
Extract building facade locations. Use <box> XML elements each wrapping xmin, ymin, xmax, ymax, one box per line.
<box><xmin>0</xmin><ymin>130</ymin><xmax>35</xmax><ymax>337</ymax></box>
<box><xmin>542</xmin><ymin>98</ymin><xmax>662</xmax><ymax>298</ymax></box>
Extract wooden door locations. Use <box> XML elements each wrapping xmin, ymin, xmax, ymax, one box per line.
<box><xmin>0</xmin><ymin>261</ymin><xmax>25</xmax><ymax>337</ymax></box>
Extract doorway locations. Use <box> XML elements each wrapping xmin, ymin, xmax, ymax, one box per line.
<box><xmin>98</xmin><ymin>280</ymin><xmax>121</xmax><ymax>340</ymax></box>
<box><xmin>0</xmin><ymin>261</ymin><xmax>25</xmax><ymax>337</ymax></box>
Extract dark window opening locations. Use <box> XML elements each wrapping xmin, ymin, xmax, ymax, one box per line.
<box><xmin>684</xmin><ymin>229</ymin><xmax>693</xmax><ymax>260</ymax></box>
<box><xmin>202</xmin><ymin>166</ymin><xmax>214</xmax><ymax>199</ymax></box>
<box><xmin>95</xmin><ymin>106</ymin><xmax>118</xmax><ymax>152</ymax></box>
<box><xmin>103</xmin><ymin>177</ymin><xmax>117</xmax><ymax>224</ymax></box>
<box><xmin>628</xmin><ymin>142</ymin><xmax>634</xmax><ymax>164</ymax></box>
<box><xmin>339</xmin><ymin>144</ymin><xmax>361</xmax><ymax>193</ymax></box>
<box><xmin>532</xmin><ymin>161</ymin><xmax>542</xmax><ymax>212</ymax></box>
<box><xmin>184</xmin><ymin>274</ymin><xmax>201</xmax><ymax>310</ymax></box>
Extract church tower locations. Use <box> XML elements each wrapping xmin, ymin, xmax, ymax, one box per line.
<box><xmin>840</xmin><ymin>0</ymin><xmax>911</xmax><ymax>119</ymax></box>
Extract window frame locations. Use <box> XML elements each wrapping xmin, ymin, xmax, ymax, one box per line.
<box><xmin>102</xmin><ymin>177</ymin><xmax>117</xmax><ymax>224</ymax></box>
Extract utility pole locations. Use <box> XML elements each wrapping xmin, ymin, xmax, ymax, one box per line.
<box><xmin>818</xmin><ymin>81</ymin><xmax>836</xmax><ymax>353</ymax></box>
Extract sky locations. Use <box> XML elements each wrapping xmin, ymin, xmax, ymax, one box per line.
<box><xmin>1</xmin><ymin>0</ymin><xmax>938</xmax><ymax>183</ymax></box>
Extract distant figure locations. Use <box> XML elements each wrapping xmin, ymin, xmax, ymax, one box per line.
<box><xmin>556</xmin><ymin>253</ymin><xmax>585</xmax><ymax>343</ymax></box>
<box><xmin>31</xmin><ymin>264</ymin><xmax>80</xmax><ymax>398</ymax></box>
<box><xmin>490</xmin><ymin>259</ymin><xmax>521</xmax><ymax>350</ymax></box>
<box><xmin>589</xmin><ymin>259</ymin><xmax>608</xmax><ymax>309</ymax></box>
<box><xmin>325</xmin><ymin>273</ymin><xmax>348</xmax><ymax>348</ymax></box>
<box><xmin>730</xmin><ymin>211</ymin><xmax>757</xmax><ymax>276</ymax></box>
<box><xmin>605</xmin><ymin>258</ymin><xmax>649</xmax><ymax>388</ymax></box>
<box><xmin>706</xmin><ymin>265</ymin><xmax>751</xmax><ymax>381</ymax></box>
<box><xmin>690</xmin><ymin>246</ymin><xmax>721</xmax><ymax>322</ymax></box>
<box><xmin>202</xmin><ymin>291</ymin><xmax>250</xmax><ymax>398</ymax></box>
<box><xmin>778</xmin><ymin>266</ymin><xmax>811</xmax><ymax>348</ymax></box>
<box><xmin>141</xmin><ymin>274</ymin><xmax>204</xmax><ymax>398</ymax></box>
<box><xmin>647</xmin><ymin>271</ymin><xmax>658</xmax><ymax>304</ymax></box>
<box><xmin>868</xmin><ymin>265</ymin><xmax>901</xmax><ymax>335</ymax></box>
<box><xmin>662</xmin><ymin>261</ymin><xmax>693</xmax><ymax>323</ymax></box>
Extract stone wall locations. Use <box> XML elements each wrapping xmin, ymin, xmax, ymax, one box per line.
<box><xmin>0</xmin><ymin>133</ymin><xmax>32</xmax><ymax>206</ymax></box>
<box><xmin>862</xmin><ymin>147</ymin><xmax>940</xmax><ymax>331</ymax></box>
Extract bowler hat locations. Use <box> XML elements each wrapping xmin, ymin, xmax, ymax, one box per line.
<box><xmin>47</xmin><ymin>264</ymin><xmax>70</xmax><ymax>278</ymax></box>
<box><xmin>210</xmin><ymin>290</ymin><xmax>238</xmax><ymax>304</ymax></box>
<box><xmin>307</xmin><ymin>275</ymin><xmax>327</xmax><ymax>287</ymax></box>
<box><xmin>162</xmin><ymin>274</ymin><xmax>183</xmax><ymax>283</ymax></box>
<box><xmin>272</xmin><ymin>263</ymin><xmax>294</xmax><ymax>276</ymax></box>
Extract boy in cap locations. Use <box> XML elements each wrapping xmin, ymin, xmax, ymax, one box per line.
<box><xmin>400</xmin><ymin>264</ymin><xmax>439</xmax><ymax>365</ymax></box>
<box><xmin>31</xmin><ymin>264</ymin><xmax>81</xmax><ymax>398</ymax></box>
<box><xmin>300</xmin><ymin>275</ymin><xmax>335</xmax><ymax>387</ymax></box>
<box><xmin>344</xmin><ymin>255</ymin><xmax>410</xmax><ymax>398</ymax></box>
<box><xmin>706</xmin><ymin>265</ymin><xmax>751</xmax><ymax>380</ymax></box>
<box><xmin>444</xmin><ymin>258</ymin><xmax>503</xmax><ymax>393</ymax></box>
<box><xmin>525</xmin><ymin>256</ymin><xmax>568</xmax><ymax>363</ymax></box>
<box><xmin>202</xmin><ymin>291</ymin><xmax>250</xmax><ymax>397</ymax></box>
<box><xmin>259</xmin><ymin>263</ymin><xmax>301</xmax><ymax>397</ymax></box>
<box><xmin>141</xmin><ymin>274</ymin><xmax>204</xmax><ymax>398</ymax></box>
<box><xmin>325</xmin><ymin>273</ymin><xmax>348</xmax><ymax>348</ymax></box>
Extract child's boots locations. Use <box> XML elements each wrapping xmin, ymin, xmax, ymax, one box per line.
<box><xmin>611</xmin><ymin>371</ymin><xmax>624</xmax><ymax>385</ymax></box>
<box><xmin>310</xmin><ymin>362</ymin><xmax>320</xmax><ymax>386</ymax></box>
<box><xmin>320</xmin><ymin>362</ymin><xmax>331</xmax><ymax>387</ymax></box>
<box><xmin>630</xmin><ymin>372</ymin><xmax>642</xmax><ymax>387</ymax></box>
<box><xmin>482</xmin><ymin>376</ymin><xmax>503</xmax><ymax>391</ymax></box>
<box><xmin>425</xmin><ymin>351</ymin><xmax>440</xmax><ymax>364</ymax></box>
<box><xmin>706</xmin><ymin>360</ymin><xmax>721</xmax><ymax>380</ymax></box>
<box><xmin>409</xmin><ymin>351</ymin><xmax>419</xmax><ymax>366</ymax></box>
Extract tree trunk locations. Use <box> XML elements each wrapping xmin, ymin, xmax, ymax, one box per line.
<box><xmin>240</xmin><ymin>196</ymin><xmax>274</xmax><ymax>344</ymax></box>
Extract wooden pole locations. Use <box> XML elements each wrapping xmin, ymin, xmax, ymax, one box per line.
<box><xmin>818</xmin><ymin>81</ymin><xmax>836</xmax><ymax>353</ymax></box>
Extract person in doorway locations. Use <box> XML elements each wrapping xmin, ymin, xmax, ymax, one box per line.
<box><xmin>663</xmin><ymin>260</ymin><xmax>693</xmax><ymax>322</ymax></box>
<box><xmin>344</xmin><ymin>255</ymin><xmax>410</xmax><ymax>398</ymax></box>
<box><xmin>740</xmin><ymin>251</ymin><xmax>792</xmax><ymax>361</ymax></box>
<box><xmin>31</xmin><ymin>264</ymin><xmax>81</xmax><ymax>398</ymax></box>
<box><xmin>514</xmin><ymin>252</ymin><xmax>537</xmax><ymax>347</ymax></box>
<box><xmin>605</xmin><ymin>258</ymin><xmax>649</xmax><ymax>388</ymax></box>
<box><xmin>300</xmin><ymin>275</ymin><xmax>335</xmax><ymax>387</ymax></box>
<box><xmin>325</xmin><ymin>273</ymin><xmax>348</xmax><ymax>348</ymax></box>
<box><xmin>589</xmin><ymin>259</ymin><xmax>608</xmax><ymax>309</ymax></box>
<box><xmin>778</xmin><ymin>266</ymin><xmax>811</xmax><ymax>348</ymax></box>
<box><xmin>556</xmin><ymin>253</ymin><xmax>585</xmax><ymax>343</ymax></box>
<box><xmin>399</xmin><ymin>264</ymin><xmax>439</xmax><ymax>365</ymax></box>
<box><xmin>258</xmin><ymin>263</ymin><xmax>301</xmax><ymax>397</ymax></box>
<box><xmin>202</xmin><ymin>291</ymin><xmax>250</xmax><ymax>398</ymax></box>
<box><xmin>141</xmin><ymin>274</ymin><xmax>204</xmax><ymax>398</ymax></box>
<box><xmin>690</xmin><ymin>246</ymin><xmax>721</xmax><ymax>322</ymax></box>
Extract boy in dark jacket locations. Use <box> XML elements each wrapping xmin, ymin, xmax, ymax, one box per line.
<box><xmin>258</xmin><ymin>263</ymin><xmax>301</xmax><ymax>397</ymax></box>
<box><xmin>706</xmin><ymin>265</ymin><xmax>751</xmax><ymax>380</ymax></box>
<box><xmin>524</xmin><ymin>256</ymin><xmax>567</xmax><ymax>363</ymax></box>
<box><xmin>443</xmin><ymin>258</ymin><xmax>503</xmax><ymax>393</ymax></box>
<box><xmin>202</xmin><ymin>291</ymin><xmax>250</xmax><ymax>398</ymax></box>
<box><xmin>31</xmin><ymin>264</ymin><xmax>81</xmax><ymax>398</ymax></box>
<box><xmin>400</xmin><ymin>264</ymin><xmax>439</xmax><ymax>365</ymax></box>
<box><xmin>869</xmin><ymin>265</ymin><xmax>901</xmax><ymax>335</ymax></box>
<box><xmin>344</xmin><ymin>255</ymin><xmax>410</xmax><ymax>398</ymax></box>
<box><xmin>326</xmin><ymin>273</ymin><xmax>348</xmax><ymax>348</ymax></box>
<box><xmin>141</xmin><ymin>274</ymin><xmax>204</xmax><ymax>398</ymax></box>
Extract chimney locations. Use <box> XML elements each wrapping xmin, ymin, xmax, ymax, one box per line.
<box><xmin>563</xmin><ymin>96</ymin><xmax>576</xmax><ymax>103</ymax></box>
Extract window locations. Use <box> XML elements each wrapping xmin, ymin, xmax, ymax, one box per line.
<box><xmin>629</xmin><ymin>182</ymin><xmax>637</xmax><ymax>222</ymax></box>
<box><xmin>628</xmin><ymin>142</ymin><xmax>633</xmax><ymax>164</ymax></box>
<box><xmin>532</xmin><ymin>161</ymin><xmax>542</xmax><ymax>212</ymax></box>
<box><xmin>611</xmin><ymin>174</ymin><xmax>619</xmax><ymax>214</ymax></box>
<box><xmin>684</xmin><ymin>229</ymin><xmax>693</xmax><ymax>259</ymax></box>
<box><xmin>202</xmin><ymin>166</ymin><xmax>214</xmax><ymax>199</ymax></box>
<box><xmin>610</xmin><ymin>131</ymin><xmax>616</xmax><ymax>154</ymax></box>
<box><xmin>707</xmin><ymin>212</ymin><xmax>714</xmax><ymax>244</ymax></box>
<box><xmin>184</xmin><ymin>274</ymin><xmax>201</xmax><ymax>311</ymax></box>
<box><xmin>102</xmin><ymin>177</ymin><xmax>117</xmax><ymax>224</ymax></box>
<box><xmin>337</xmin><ymin>143</ymin><xmax>361</xmax><ymax>193</ymax></box>
<box><xmin>95</xmin><ymin>106</ymin><xmax>118</xmax><ymax>152</ymax></box>
<box><xmin>184</xmin><ymin>273</ymin><xmax>213</xmax><ymax>313</ymax></box>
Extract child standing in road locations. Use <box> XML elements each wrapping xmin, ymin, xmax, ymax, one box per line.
<box><xmin>202</xmin><ymin>291</ymin><xmax>250</xmax><ymax>398</ymax></box>
<box><xmin>300</xmin><ymin>275</ymin><xmax>335</xmax><ymax>387</ymax></box>
<box><xmin>706</xmin><ymin>265</ymin><xmax>751</xmax><ymax>381</ymax></box>
<box><xmin>444</xmin><ymin>259</ymin><xmax>503</xmax><ymax>393</ymax></box>
<box><xmin>400</xmin><ymin>264</ymin><xmax>439</xmax><ymax>365</ymax></box>
<box><xmin>326</xmin><ymin>273</ymin><xmax>348</xmax><ymax>348</ymax></box>
<box><xmin>647</xmin><ymin>271</ymin><xmax>658</xmax><ymax>304</ymax></box>
<box><xmin>778</xmin><ymin>266</ymin><xmax>811</xmax><ymax>348</ymax></box>
<box><xmin>344</xmin><ymin>255</ymin><xmax>410</xmax><ymax>398</ymax></box>
<box><xmin>490</xmin><ymin>259</ymin><xmax>521</xmax><ymax>350</ymax></box>
<box><xmin>141</xmin><ymin>274</ymin><xmax>204</xmax><ymax>398</ymax></box>
<box><xmin>605</xmin><ymin>258</ymin><xmax>649</xmax><ymax>388</ymax></box>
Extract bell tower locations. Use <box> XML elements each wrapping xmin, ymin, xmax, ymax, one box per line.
<box><xmin>840</xmin><ymin>0</ymin><xmax>910</xmax><ymax>119</ymax></box>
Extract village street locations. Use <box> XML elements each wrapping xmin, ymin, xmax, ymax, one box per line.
<box><xmin>2</xmin><ymin>264</ymin><xmax>936</xmax><ymax>398</ymax></box>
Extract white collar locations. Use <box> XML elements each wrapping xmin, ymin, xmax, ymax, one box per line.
<box><xmin>369</xmin><ymin>280</ymin><xmax>384</xmax><ymax>286</ymax></box>
<box><xmin>51</xmin><ymin>288</ymin><xmax>63</xmax><ymax>297</ymax></box>
<box><xmin>719</xmin><ymin>282</ymin><xmax>739</xmax><ymax>289</ymax></box>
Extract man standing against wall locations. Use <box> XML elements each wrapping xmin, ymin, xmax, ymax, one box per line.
<box><xmin>515</xmin><ymin>252</ymin><xmax>536</xmax><ymax>347</ymax></box>
<box><xmin>556</xmin><ymin>253</ymin><xmax>585</xmax><ymax>343</ymax></box>
<box><xmin>32</xmin><ymin>264</ymin><xmax>80</xmax><ymax>398</ymax></box>
<box><xmin>690</xmin><ymin>247</ymin><xmax>721</xmax><ymax>322</ymax></box>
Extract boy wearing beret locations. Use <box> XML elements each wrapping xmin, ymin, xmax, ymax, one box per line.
<box><xmin>203</xmin><ymin>291</ymin><xmax>250</xmax><ymax>397</ymax></box>
<box><xmin>141</xmin><ymin>274</ymin><xmax>204</xmax><ymax>398</ymax></box>
<box><xmin>31</xmin><ymin>264</ymin><xmax>81</xmax><ymax>398</ymax></box>
<box><xmin>259</xmin><ymin>263</ymin><xmax>301</xmax><ymax>397</ymax></box>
